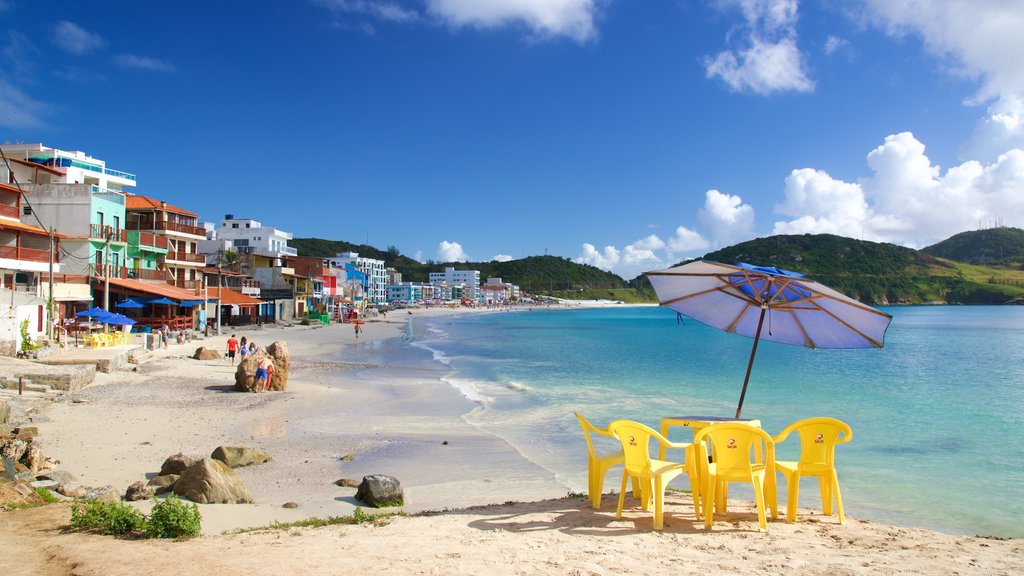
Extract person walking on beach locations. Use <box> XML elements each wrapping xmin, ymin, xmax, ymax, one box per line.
<box><xmin>255</xmin><ymin>356</ymin><xmax>274</xmax><ymax>392</ymax></box>
<box><xmin>239</xmin><ymin>339</ymin><xmax>248</xmax><ymax>363</ymax></box>
<box><xmin>226</xmin><ymin>334</ymin><xmax>239</xmax><ymax>365</ymax></box>
<box><xmin>354</xmin><ymin>322</ymin><xmax>362</xmax><ymax>338</ymax></box>
<box><xmin>160</xmin><ymin>324</ymin><xmax>170</xmax><ymax>349</ymax></box>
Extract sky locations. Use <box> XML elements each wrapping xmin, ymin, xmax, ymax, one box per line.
<box><xmin>2</xmin><ymin>0</ymin><xmax>1023</xmax><ymax>280</ymax></box>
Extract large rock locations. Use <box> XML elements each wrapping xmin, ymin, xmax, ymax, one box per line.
<box><xmin>23</xmin><ymin>443</ymin><xmax>42</xmax><ymax>474</ymax></box>
<box><xmin>84</xmin><ymin>486</ymin><xmax>121</xmax><ymax>503</ymax></box>
<box><xmin>192</xmin><ymin>346</ymin><xmax>223</xmax><ymax>361</ymax></box>
<box><xmin>159</xmin><ymin>453</ymin><xmax>198</xmax><ymax>476</ymax></box>
<box><xmin>125</xmin><ymin>480</ymin><xmax>153</xmax><ymax>501</ymax></box>
<box><xmin>211</xmin><ymin>446</ymin><xmax>272</xmax><ymax>468</ymax></box>
<box><xmin>147</xmin><ymin>474</ymin><xmax>179</xmax><ymax>495</ymax></box>
<box><xmin>233</xmin><ymin>341</ymin><xmax>289</xmax><ymax>392</ymax></box>
<box><xmin>355</xmin><ymin>474</ymin><xmax>404</xmax><ymax>508</ymax></box>
<box><xmin>172</xmin><ymin>458</ymin><xmax>252</xmax><ymax>504</ymax></box>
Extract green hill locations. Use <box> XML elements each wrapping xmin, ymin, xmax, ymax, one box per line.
<box><xmin>293</xmin><ymin>232</ymin><xmax>1024</xmax><ymax>305</ymax></box>
<box><xmin>921</xmin><ymin>227</ymin><xmax>1024</xmax><ymax>265</ymax></box>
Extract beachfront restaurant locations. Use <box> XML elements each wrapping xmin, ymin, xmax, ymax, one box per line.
<box><xmin>208</xmin><ymin>286</ymin><xmax>269</xmax><ymax>327</ymax></box>
<box><xmin>95</xmin><ymin>277</ymin><xmax>215</xmax><ymax>331</ymax></box>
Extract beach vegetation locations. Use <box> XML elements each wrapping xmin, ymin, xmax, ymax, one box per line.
<box><xmin>339</xmin><ymin>454</ymin><xmax>355</xmax><ymax>461</ymax></box>
<box><xmin>19</xmin><ymin>318</ymin><xmax>41</xmax><ymax>352</ymax></box>
<box><xmin>70</xmin><ymin>499</ymin><xmax>147</xmax><ymax>536</ymax></box>
<box><xmin>146</xmin><ymin>493</ymin><xmax>202</xmax><ymax>539</ymax></box>
<box><xmin>36</xmin><ymin>487</ymin><xmax>60</xmax><ymax>503</ymax></box>
<box><xmin>228</xmin><ymin>507</ymin><xmax>400</xmax><ymax>533</ymax></box>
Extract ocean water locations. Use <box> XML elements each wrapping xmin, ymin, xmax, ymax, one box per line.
<box><xmin>366</xmin><ymin>305</ymin><xmax>1024</xmax><ymax>537</ymax></box>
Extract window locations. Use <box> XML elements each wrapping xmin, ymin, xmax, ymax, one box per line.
<box><xmin>232</xmin><ymin>223</ymin><xmax>239</xmax><ymax>228</ymax></box>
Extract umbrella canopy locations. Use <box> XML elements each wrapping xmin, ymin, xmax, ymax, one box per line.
<box><xmin>146</xmin><ymin>297</ymin><xmax>179</xmax><ymax>306</ymax></box>
<box><xmin>75</xmin><ymin>307</ymin><xmax>112</xmax><ymax>318</ymax></box>
<box><xmin>645</xmin><ymin>260</ymin><xmax>893</xmax><ymax>418</ymax></box>
<box><xmin>103</xmin><ymin>313</ymin><xmax>137</xmax><ymax>326</ymax></box>
<box><xmin>115</xmin><ymin>300</ymin><xmax>145</xmax><ymax>309</ymax></box>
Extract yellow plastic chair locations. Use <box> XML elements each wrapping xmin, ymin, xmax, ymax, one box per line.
<box><xmin>608</xmin><ymin>419</ymin><xmax>700</xmax><ymax>530</ymax></box>
<box><xmin>694</xmin><ymin>422</ymin><xmax>777</xmax><ymax>531</ymax></box>
<box><xmin>574</xmin><ymin>412</ymin><xmax>630</xmax><ymax>509</ymax></box>
<box><xmin>772</xmin><ymin>417</ymin><xmax>852</xmax><ymax>524</ymax></box>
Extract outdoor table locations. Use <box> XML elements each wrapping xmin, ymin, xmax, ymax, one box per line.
<box><xmin>659</xmin><ymin>415</ymin><xmax>764</xmax><ymax>517</ymax></box>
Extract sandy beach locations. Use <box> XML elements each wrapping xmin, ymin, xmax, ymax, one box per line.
<box><xmin>2</xmin><ymin>306</ymin><xmax>1022</xmax><ymax>575</ymax></box>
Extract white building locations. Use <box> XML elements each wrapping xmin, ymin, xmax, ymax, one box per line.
<box><xmin>329</xmin><ymin>252</ymin><xmax>386</xmax><ymax>304</ymax></box>
<box><xmin>429</xmin><ymin>267</ymin><xmax>480</xmax><ymax>301</ymax></box>
<box><xmin>199</xmin><ymin>214</ymin><xmax>297</xmax><ymax>264</ymax></box>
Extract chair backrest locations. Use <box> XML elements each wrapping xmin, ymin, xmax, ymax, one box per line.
<box><xmin>774</xmin><ymin>417</ymin><xmax>851</xmax><ymax>473</ymax></box>
<box><xmin>574</xmin><ymin>412</ymin><xmax>607</xmax><ymax>458</ymax></box>
<box><xmin>694</xmin><ymin>423</ymin><xmax>775</xmax><ymax>482</ymax></box>
<box><xmin>608</xmin><ymin>420</ymin><xmax>662</xmax><ymax>477</ymax></box>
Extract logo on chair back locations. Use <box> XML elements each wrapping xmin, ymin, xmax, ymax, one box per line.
<box><xmin>815</xmin><ymin>433</ymin><xmax>824</xmax><ymax>444</ymax></box>
<box><xmin>726</xmin><ymin>438</ymin><xmax>737</xmax><ymax>449</ymax></box>
<box><xmin>628</xmin><ymin>435</ymin><xmax>637</xmax><ymax>447</ymax></box>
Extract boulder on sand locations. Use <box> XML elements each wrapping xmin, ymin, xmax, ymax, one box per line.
<box><xmin>172</xmin><ymin>458</ymin><xmax>252</xmax><ymax>504</ymax></box>
<box><xmin>192</xmin><ymin>347</ymin><xmax>223</xmax><ymax>361</ymax></box>
<box><xmin>211</xmin><ymin>446</ymin><xmax>272</xmax><ymax>468</ymax></box>
<box><xmin>355</xmin><ymin>474</ymin><xmax>404</xmax><ymax>508</ymax></box>
<box><xmin>233</xmin><ymin>340</ymin><xmax>289</xmax><ymax>392</ymax></box>
<box><xmin>159</xmin><ymin>453</ymin><xmax>197</xmax><ymax>476</ymax></box>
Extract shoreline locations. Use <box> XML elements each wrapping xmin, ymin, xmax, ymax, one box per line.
<box><xmin>1</xmin><ymin>305</ymin><xmax>1022</xmax><ymax>575</ymax></box>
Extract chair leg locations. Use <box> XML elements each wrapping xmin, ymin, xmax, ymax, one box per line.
<box><xmin>753</xmin><ymin>475</ymin><xmax>767</xmax><ymax>531</ymax></box>
<box><xmin>687</xmin><ymin>470</ymin><xmax>701</xmax><ymax>521</ymax></box>
<box><xmin>616</xmin><ymin>473</ymin><xmax>628</xmax><ymax>520</ymax></box>
<box><xmin>832</xmin><ymin>469</ymin><xmax>845</xmax><ymax>524</ymax></box>
<box><xmin>704</xmin><ymin>475</ymin><xmax>716</xmax><ymax>528</ymax></box>
<box><xmin>786</xmin><ymin>472</ymin><xmax>800</xmax><ymax>523</ymax></box>
<box><xmin>819</xmin><ymin>474</ymin><xmax>832</xmax><ymax>516</ymax></box>
<box><xmin>653</xmin><ymin>477</ymin><xmax>665</xmax><ymax>530</ymax></box>
<box><xmin>764</xmin><ymin>470</ymin><xmax>778</xmax><ymax>520</ymax></box>
<box><xmin>588</xmin><ymin>465</ymin><xmax>600</xmax><ymax>508</ymax></box>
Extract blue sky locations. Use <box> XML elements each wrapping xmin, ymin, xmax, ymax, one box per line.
<box><xmin>2</xmin><ymin>1</ymin><xmax>1023</xmax><ymax>279</ymax></box>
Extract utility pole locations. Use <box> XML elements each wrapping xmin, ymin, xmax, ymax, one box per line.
<box><xmin>103</xmin><ymin>229</ymin><xmax>112</xmax><ymax>311</ymax></box>
<box><xmin>47</xmin><ymin>227</ymin><xmax>55</xmax><ymax>341</ymax></box>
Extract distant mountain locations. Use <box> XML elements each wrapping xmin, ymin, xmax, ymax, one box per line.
<box><xmin>294</xmin><ymin>232</ymin><xmax>1024</xmax><ymax>305</ymax></box>
<box><xmin>921</xmin><ymin>227</ymin><xmax>1024</xmax><ymax>265</ymax></box>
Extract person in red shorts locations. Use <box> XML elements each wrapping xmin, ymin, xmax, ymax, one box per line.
<box><xmin>226</xmin><ymin>334</ymin><xmax>239</xmax><ymax>365</ymax></box>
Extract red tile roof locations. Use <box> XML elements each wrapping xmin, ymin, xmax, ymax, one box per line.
<box><xmin>125</xmin><ymin>195</ymin><xmax>198</xmax><ymax>217</ymax></box>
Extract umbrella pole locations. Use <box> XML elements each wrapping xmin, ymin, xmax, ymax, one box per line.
<box><xmin>736</xmin><ymin>306</ymin><xmax>767</xmax><ymax>419</ymax></box>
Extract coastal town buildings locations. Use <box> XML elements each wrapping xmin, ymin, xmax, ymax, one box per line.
<box><xmin>329</xmin><ymin>252</ymin><xmax>386</xmax><ymax>304</ymax></box>
<box><xmin>125</xmin><ymin>195</ymin><xmax>206</xmax><ymax>289</ymax></box>
<box><xmin>429</xmin><ymin>267</ymin><xmax>481</xmax><ymax>301</ymax></box>
<box><xmin>199</xmin><ymin>214</ymin><xmax>296</xmax><ymax>270</ymax></box>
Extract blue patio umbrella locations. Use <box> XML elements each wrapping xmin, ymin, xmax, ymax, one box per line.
<box><xmin>103</xmin><ymin>313</ymin><xmax>138</xmax><ymax>326</ymax></box>
<box><xmin>75</xmin><ymin>307</ymin><xmax>113</xmax><ymax>318</ymax></box>
<box><xmin>147</xmin><ymin>297</ymin><xmax>178</xmax><ymax>305</ymax></box>
<box><xmin>115</xmin><ymin>300</ymin><xmax>145</xmax><ymax>309</ymax></box>
<box><xmin>645</xmin><ymin>260</ymin><xmax>893</xmax><ymax>418</ymax></box>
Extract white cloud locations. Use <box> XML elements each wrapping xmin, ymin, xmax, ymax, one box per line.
<box><xmin>438</xmin><ymin>240</ymin><xmax>469</xmax><ymax>262</ymax></box>
<box><xmin>53</xmin><ymin>21</ymin><xmax>105</xmax><ymax>55</ymax></box>
<box><xmin>0</xmin><ymin>78</ymin><xmax>49</xmax><ymax>129</ymax></box>
<box><xmin>824</xmin><ymin>35</ymin><xmax>848</xmax><ymax>56</ymax></box>
<box><xmin>315</xmin><ymin>0</ymin><xmax>600</xmax><ymax>42</ymax></box>
<box><xmin>772</xmin><ymin>131</ymin><xmax>1024</xmax><ymax>247</ymax></box>
<box><xmin>698</xmin><ymin>189</ymin><xmax>757</xmax><ymax>247</ymax></box>
<box><xmin>666</xmin><ymin>225</ymin><xmax>710</xmax><ymax>254</ymax></box>
<box><xmin>704</xmin><ymin>0</ymin><xmax>814</xmax><ymax>95</ymax></box>
<box><xmin>860</xmin><ymin>1</ymin><xmax>1024</xmax><ymax>162</ymax></box>
<box><xmin>113</xmin><ymin>54</ymin><xmax>175</xmax><ymax>72</ymax></box>
<box><xmin>575</xmin><ymin>243</ymin><xmax>619</xmax><ymax>270</ymax></box>
<box><xmin>492</xmin><ymin>254</ymin><xmax>514</xmax><ymax>262</ymax></box>
<box><xmin>427</xmin><ymin>0</ymin><xmax>599</xmax><ymax>42</ymax></box>
<box><xmin>413</xmin><ymin>250</ymin><xmax>424</xmax><ymax>263</ymax></box>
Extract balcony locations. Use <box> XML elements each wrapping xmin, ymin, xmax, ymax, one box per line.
<box><xmin>165</xmin><ymin>250</ymin><xmax>206</xmax><ymax>264</ymax></box>
<box><xmin>0</xmin><ymin>204</ymin><xmax>17</xmax><ymax>219</ymax></box>
<box><xmin>127</xmin><ymin>220</ymin><xmax>205</xmax><ymax>237</ymax></box>
<box><xmin>0</xmin><ymin>245</ymin><xmax>53</xmax><ymax>263</ymax></box>
<box><xmin>129</xmin><ymin>231</ymin><xmax>169</xmax><ymax>250</ymax></box>
<box><xmin>92</xmin><ymin>264</ymin><xmax>129</xmax><ymax>279</ymax></box>
<box><xmin>128</xmin><ymin>268</ymin><xmax>169</xmax><ymax>282</ymax></box>
<box><xmin>90</xmin><ymin>224</ymin><xmax>128</xmax><ymax>243</ymax></box>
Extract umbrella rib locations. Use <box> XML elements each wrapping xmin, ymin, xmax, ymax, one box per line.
<box><xmin>802</xmin><ymin>297</ymin><xmax>885</xmax><ymax>348</ymax></box>
<box><xmin>658</xmin><ymin>279</ymin><xmax>758</xmax><ymax>308</ymax></box>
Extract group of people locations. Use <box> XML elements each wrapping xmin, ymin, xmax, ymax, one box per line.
<box><xmin>226</xmin><ymin>333</ymin><xmax>275</xmax><ymax>392</ymax></box>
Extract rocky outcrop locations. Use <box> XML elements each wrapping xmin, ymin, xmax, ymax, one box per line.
<box><xmin>233</xmin><ymin>341</ymin><xmax>289</xmax><ymax>392</ymax></box>
<box><xmin>192</xmin><ymin>347</ymin><xmax>223</xmax><ymax>361</ymax></box>
<box><xmin>159</xmin><ymin>453</ymin><xmax>198</xmax><ymax>476</ymax></box>
<box><xmin>355</xmin><ymin>474</ymin><xmax>404</xmax><ymax>508</ymax></box>
<box><xmin>147</xmin><ymin>474</ymin><xmax>179</xmax><ymax>495</ymax></box>
<box><xmin>172</xmin><ymin>458</ymin><xmax>252</xmax><ymax>504</ymax></box>
<box><xmin>84</xmin><ymin>485</ymin><xmax>121</xmax><ymax>503</ymax></box>
<box><xmin>211</xmin><ymin>446</ymin><xmax>272</xmax><ymax>468</ymax></box>
<box><xmin>125</xmin><ymin>480</ymin><xmax>153</xmax><ymax>501</ymax></box>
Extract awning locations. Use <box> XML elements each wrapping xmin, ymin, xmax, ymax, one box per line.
<box><xmin>103</xmin><ymin>277</ymin><xmax>219</xmax><ymax>302</ymax></box>
<box><xmin>181</xmin><ymin>299</ymin><xmax>206</xmax><ymax>307</ymax></box>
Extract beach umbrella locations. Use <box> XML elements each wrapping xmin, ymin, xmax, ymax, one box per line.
<box><xmin>103</xmin><ymin>313</ymin><xmax>138</xmax><ymax>326</ymax></box>
<box><xmin>147</xmin><ymin>297</ymin><xmax>179</xmax><ymax>305</ymax></box>
<box><xmin>75</xmin><ymin>307</ymin><xmax>112</xmax><ymax>318</ymax></box>
<box><xmin>115</xmin><ymin>299</ymin><xmax>145</xmax><ymax>309</ymax></box>
<box><xmin>645</xmin><ymin>260</ymin><xmax>893</xmax><ymax>418</ymax></box>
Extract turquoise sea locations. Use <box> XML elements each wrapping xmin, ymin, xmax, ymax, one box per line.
<box><xmin>359</xmin><ymin>305</ymin><xmax>1024</xmax><ymax>537</ymax></box>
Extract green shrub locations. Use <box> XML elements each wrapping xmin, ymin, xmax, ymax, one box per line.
<box><xmin>70</xmin><ymin>500</ymin><xmax>146</xmax><ymax>535</ymax></box>
<box><xmin>36</xmin><ymin>487</ymin><xmax>60</xmax><ymax>503</ymax></box>
<box><xmin>146</xmin><ymin>493</ymin><xmax>202</xmax><ymax>539</ymax></box>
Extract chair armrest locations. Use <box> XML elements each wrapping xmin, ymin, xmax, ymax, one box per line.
<box><xmin>662</xmin><ymin>440</ymin><xmax>692</xmax><ymax>451</ymax></box>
